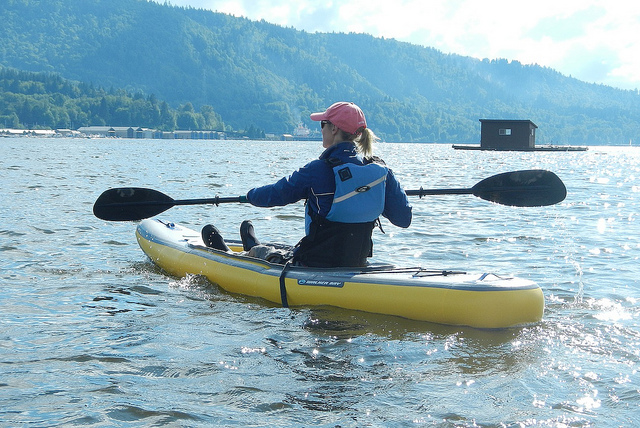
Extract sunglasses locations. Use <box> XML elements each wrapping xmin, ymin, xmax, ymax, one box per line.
<box><xmin>321</xmin><ymin>120</ymin><xmax>331</xmax><ymax>129</ymax></box>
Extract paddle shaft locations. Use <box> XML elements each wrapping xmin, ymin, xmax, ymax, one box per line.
<box><xmin>148</xmin><ymin>196</ymin><xmax>242</xmax><ymax>207</ymax></box>
<box><xmin>405</xmin><ymin>184</ymin><xmax>554</xmax><ymax>197</ymax></box>
<box><xmin>406</xmin><ymin>188</ymin><xmax>472</xmax><ymax>196</ymax></box>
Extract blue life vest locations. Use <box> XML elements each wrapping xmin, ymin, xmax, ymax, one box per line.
<box><xmin>304</xmin><ymin>158</ymin><xmax>387</xmax><ymax>233</ymax></box>
<box><xmin>326</xmin><ymin>162</ymin><xmax>387</xmax><ymax>222</ymax></box>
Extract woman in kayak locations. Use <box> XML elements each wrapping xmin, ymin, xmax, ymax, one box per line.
<box><xmin>202</xmin><ymin>101</ymin><xmax>412</xmax><ymax>267</ymax></box>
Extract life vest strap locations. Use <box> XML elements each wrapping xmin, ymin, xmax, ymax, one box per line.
<box><xmin>332</xmin><ymin>175</ymin><xmax>386</xmax><ymax>203</ymax></box>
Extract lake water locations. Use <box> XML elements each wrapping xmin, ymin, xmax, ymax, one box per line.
<box><xmin>1</xmin><ymin>137</ymin><xmax>639</xmax><ymax>426</ymax></box>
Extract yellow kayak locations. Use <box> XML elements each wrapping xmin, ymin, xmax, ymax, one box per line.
<box><xmin>136</xmin><ymin>218</ymin><xmax>544</xmax><ymax>328</ymax></box>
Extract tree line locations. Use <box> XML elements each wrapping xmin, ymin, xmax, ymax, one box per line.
<box><xmin>0</xmin><ymin>68</ymin><xmax>226</xmax><ymax>132</ymax></box>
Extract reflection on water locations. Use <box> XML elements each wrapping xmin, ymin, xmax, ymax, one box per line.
<box><xmin>1</xmin><ymin>138</ymin><xmax>639</xmax><ymax>426</ymax></box>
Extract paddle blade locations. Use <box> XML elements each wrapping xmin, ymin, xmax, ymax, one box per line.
<box><xmin>472</xmin><ymin>169</ymin><xmax>566</xmax><ymax>207</ymax></box>
<box><xmin>93</xmin><ymin>188</ymin><xmax>175</xmax><ymax>221</ymax></box>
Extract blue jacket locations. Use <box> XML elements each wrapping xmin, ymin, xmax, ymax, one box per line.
<box><xmin>246</xmin><ymin>142</ymin><xmax>412</xmax><ymax>228</ymax></box>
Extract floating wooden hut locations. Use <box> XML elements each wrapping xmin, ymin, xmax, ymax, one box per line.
<box><xmin>453</xmin><ymin>119</ymin><xmax>587</xmax><ymax>151</ymax></box>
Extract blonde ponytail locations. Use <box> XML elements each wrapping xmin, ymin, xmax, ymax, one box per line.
<box><xmin>338</xmin><ymin>127</ymin><xmax>379</xmax><ymax>159</ymax></box>
<box><xmin>354</xmin><ymin>128</ymin><xmax>378</xmax><ymax>159</ymax></box>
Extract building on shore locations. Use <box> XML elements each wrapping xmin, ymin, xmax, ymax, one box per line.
<box><xmin>76</xmin><ymin>126</ymin><xmax>226</xmax><ymax>139</ymax></box>
<box><xmin>1</xmin><ymin>128</ymin><xmax>57</xmax><ymax>137</ymax></box>
<box><xmin>4</xmin><ymin>125</ymin><xmax>311</xmax><ymax>141</ymax></box>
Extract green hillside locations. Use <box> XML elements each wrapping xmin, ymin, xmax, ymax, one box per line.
<box><xmin>1</xmin><ymin>0</ymin><xmax>639</xmax><ymax>143</ymax></box>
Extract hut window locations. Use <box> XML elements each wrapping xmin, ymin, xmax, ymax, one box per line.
<box><xmin>499</xmin><ymin>128</ymin><xmax>512</xmax><ymax>136</ymax></box>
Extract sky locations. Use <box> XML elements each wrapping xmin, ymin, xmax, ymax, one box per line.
<box><xmin>162</xmin><ymin>0</ymin><xmax>640</xmax><ymax>91</ymax></box>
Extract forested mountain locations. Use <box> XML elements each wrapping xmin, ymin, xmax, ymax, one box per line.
<box><xmin>1</xmin><ymin>0</ymin><xmax>639</xmax><ymax>143</ymax></box>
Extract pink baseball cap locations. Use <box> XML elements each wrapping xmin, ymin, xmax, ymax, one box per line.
<box><xmin>310</xmin><ymin>102</ymin><xmax>367</xmax><ymax>135</ymax></box>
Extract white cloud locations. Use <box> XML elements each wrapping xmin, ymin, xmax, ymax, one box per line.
<box><xmin>164</xmin><ymin>0</ymin><xmax>640</xmax><ymax>90</ymax></box>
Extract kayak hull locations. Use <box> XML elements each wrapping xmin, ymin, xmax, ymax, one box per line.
<box><xmin>136</xmin><ymin>219</ymin><xmax>544</xmax><ymax>328</ymax></box>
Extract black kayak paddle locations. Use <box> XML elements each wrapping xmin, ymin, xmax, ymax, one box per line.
<box><xmin>93</xmin><ymin>169</ymin><xmax>566</xmax><ymax>221</ymax></box>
